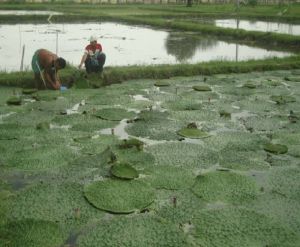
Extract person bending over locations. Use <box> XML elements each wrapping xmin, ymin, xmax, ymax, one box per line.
<box><xmin>31</xmin><ymin>49</ymin><xmax>66</xmax><ymax>90</ymax></box>
<box><xmin>78</xmin><ymin>36</ymin><xmax>106</xmax><ymax>73</ymax></box>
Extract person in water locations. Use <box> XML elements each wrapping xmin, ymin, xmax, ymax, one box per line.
<box><xmin>32</xmin><ymin>49</ymin><xmax>66</xmax><ymax>90</ymax></box>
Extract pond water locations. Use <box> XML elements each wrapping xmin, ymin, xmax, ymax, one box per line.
<box><xmin>0</xmin><ymin>22</ymin><xmax>292</xmax><ymax>71</ymax></box>
<box><xmin>215</xmin><ymin>19</ymin><xmax>300</xmax><ymax>36</ymax></box>
<box><xmin>0</xmin><ymin>10</ymin><xmax>62</xmax><ymax>15</ymax></box>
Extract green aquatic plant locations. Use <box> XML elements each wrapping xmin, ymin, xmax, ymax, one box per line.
<box><xmin>143</xmin><ymin>165</ymin><xmax>195</xmax><ymax>190</ymax></box>
<box><xmin>77</xmin><ymin>214</ymin><xmax>191</xmax><ymax>247</ymax></box>
<box><xmin>22</xmin><ymin>88</ymin><xmax>38</xmax><ymax>95</ymax></box>
<box><xmin>84</xmin><ymin>179</ymin><xmax>155</xmax><ymax>213</ymax></box>
<box><xmin>9</xmin><ymin>182</ymin><xmax>104</xmax><ymax>229</ymax></box>
<box><xmin>192</xmin><ymin>85</ymin><xmax>211</xmax><ymax>91</ymax></box>
<box><xmin>0</xmin><ymin>219</ymin><xmax>67</xmax><ymax>247</ymax></box>
<box><xmin>270</xmin><ymin>95</ymin><xmax>296</xmax><ymax>104</ymax></box>
<box><xmin>154</xmin><ymin>81</ymin><xmax>171</xmax><ymax>87</ymax></box>
<box><xmin>243</xmin><ymin>82</ymin><xmax>257</xmax><ymax>89</ymax></box>
<box><xmin>110</xmin><ymin>162</ymin><xmax>139</xmax><ymax>179</ymax></box>
<box><xmin>193</xmin><ymin>207</ymin><xmax>299</xmax><ymax>247</ymax></box>
<box><xmin>264</xmin><ymin>143</ymin><xmax>288</xmax><ymax>154</ymax></box>
<box><xmin>118</xmin><ymin>138</ymin><xmax>144</xmax><ymax>151</ymax></box>
<box><xmin>177</xmin><ymin>127</ymin><xmax>210</xmax><ymax>139</ymax></box>
<box><xmin>94</xmin><ymin>108</ymin><xmax>136</xmax><ymax>121</ymax></box>
<box><xmin>6</xmin><ymin>96</ymin><xmax>22</xmax><ymax>105</ymax></box>
<box><xmin>191</xmin><ymin>171</ymin><xmax>258</xmax><ymax>204</ymax></box>
<box><xmin>36</xmin><ymin>122</ymin><xmax>50</xmax><ymax>130</ymax></box>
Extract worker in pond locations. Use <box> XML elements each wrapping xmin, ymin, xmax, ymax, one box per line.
<box><xmin>31</xmin><ymin>49</ymin><xmax>66</xmax><ymax>90</ymax></box>
<box><xmin>78</xmin><ymin>35</ymin><xmax>106</xmax><ymax>73</ymax></box>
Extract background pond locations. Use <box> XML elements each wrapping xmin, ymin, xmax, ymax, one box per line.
<box><xmin>215</xmin><ymin>19</ymin><xmax>300</xmax><ymax>35</ymax></box>
<box><xmin>0</xmin><ymin>22</ymin><xmax>292</xmax><ymax>71</ymax></box>
<box><xmin>0</xmin><ymin>10</ymin><xmax>62</xmax><ymax>15</ymax></box>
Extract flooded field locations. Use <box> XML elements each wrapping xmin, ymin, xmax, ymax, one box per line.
<box><xmin>1</xmin><ymin>69</ymin><xmax>300</xmax><ymax>246</ymax></box>
<box><xmin>0</xmin><ymin>10</ymin><xmax>62</xmax><ymax>15</ymax></box>
<box><xmin>215</xmin><ymin>19</ymin><xmax>300</xmax><ymax>35</ymax></box>
<box><xmin>0</xmin><ymin>22</ymin><xmax>292</xmax><ymax>71</ymax></box>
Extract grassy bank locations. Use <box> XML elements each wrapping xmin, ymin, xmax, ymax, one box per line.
<box><xmin>1</xmin><ymin>56</ymin><xmax>300</xmax><ymax>88</ymax></box>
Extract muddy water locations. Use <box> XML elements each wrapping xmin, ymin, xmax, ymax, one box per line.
<box><xmin>0</xmin><ymin>22</ymin><xmax>292</xmax><ymax>71</ymax></box>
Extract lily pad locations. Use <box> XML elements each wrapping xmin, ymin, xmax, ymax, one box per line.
<box><xmin>36</xmin><ymin>122</ymin><xmax>50</xmax><ymax>130</ymax></box>
<box><xmin>94</xmin><ymin>108</ymin><xmax>136</xmax><ymax>121</ymax></box>
<box><xmin>77</xmin><ymin>215</ymin><xmax>190</xmax><ymax>247</ymax></box>
<box><xmin>270</xmin><ymin>95</ymin><xmax>296</xmax><ymax>104</ymax></box>
<box><xmin>110</xmin><ymin>162</ymin><xmax>139</xmax><ymax>179</ymax></box>
<box><xmin>177</xmin><ymin>128</ymin><xmax>210</xmax><ymax>139</ymax></box>
<box><xmin>143</xmin><ymin>165</ymin><xmax>195</xmax><ymax>190</ymax></box>
<box><xmin>154</xmin><ymin>81</ymin><xmax>170</xmax><ymax>87</ymax></box>
<box><xmin>219</xmin><ymin>110</ymin><xmax>231</xmax><ymax>118</ymax></box>
<box><xmin>191</xmin><ymin>171</ymin><xmax>257</xmax><ymax>204</ymax></box>
<box><xmin>264</xmin><ymin>143</ymin><xmax>288</xmax><ymax>154</ymax></box>
<box><xmin>118</xmin><ymin>138</ymin><xmax>144</xmax><ymax>151</ymax></box>
<box><xmin>192</xmin><ymin>85</ymin><xmax>211</xmax><ymax>91</ymax></box>
<box><xmin>1</xmin><ymin>219</ymin><xmax>66</xmax><ymax>247</ymax></box>
<box><xmin>84</xmin><ymin>179</ymin><xmax>155</xmax><ymax>213</ymax></box>
<box><xmin>6</xmin><ymin>96</ymin><xmax>22</xmax><ymax>105</ymax></box>
<box><xmin>22</xmin><ymin>88</ymin><xmax>38</xmax><ymax>95</ymax></box>
<box><xmin>243</xmin><ymin>83</ymin><xmax>256</xmax><ymax>89</ymax></box>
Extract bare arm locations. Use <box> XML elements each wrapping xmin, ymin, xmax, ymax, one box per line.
<box><xmin>79</xmin><ymin>53</ymin><xmax>88</xmax><ymax>69</ymax></box>
<box><xmin>44</xmin><ymin>69</ymin><xmax>60</xmax><ymax>90</ymax></box>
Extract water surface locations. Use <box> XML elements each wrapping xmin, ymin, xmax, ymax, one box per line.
<box><xmin>0</xmin><ymin>10</ymin><xmax>62</xmax><ymax>15</ymax></box>
<box><xmin>0</xmin><ymin>22</ymin><xmax>292</xmax><ymax>71</ymax></box>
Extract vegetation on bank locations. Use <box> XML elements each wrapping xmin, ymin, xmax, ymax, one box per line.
<box><xmin>1</xmin><ymin>56</ymin><xmax>300</xmax><ymax>88</ymax></box>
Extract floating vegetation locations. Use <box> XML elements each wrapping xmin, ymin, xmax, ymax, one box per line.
<box><xmin>6</xmin><ymin>96</ymin><xmax>22</xmax><ymax>105</ymax></box>
<box><xmin>1</xmin><ymin>219</ymin><xmax>67</xmax><ymax>247</ymax></box>
<box><xmin>143</xmin><ymin>165</ymin><xmax>195</xmax><ymax>190</ymax></box>
<box><xmin>243</xmin><ymin>83</ymin><xmax>257</xmax><ymax>89</ymax></box>
<box><xmin>191</xmin><ymin>172</ymin><xmax>258</xmax><ymax>204</ymax></box>
<box><xmin>94</xmin><ymin>108</ymin><xmax>136</xmax><ymax>121</ymax></box>
<box><xmin>110</xmin><ymin>162</ymin><xmax>139</xmax><ymax>179</ymax></box>
<box><xmin>36</xmin><ymin>122</ymin><xmax>50</xmax><ymax>130</ymax></box>
<box><xmin>219</xmin><ymin>110</ymin><xmax>231</xmax><ymax>118</ymax></box>
<box><xmin>192</xmin><ymin>85</ymin><xmax>212</xmax><ymax>91</ymax></box>
<box><xmin>270</xmin><ymin>95</ymin><xmax>296</xmax><ymax>104</ymax></box>
<box><xmin>264</xmin><ymin>143</ymin><xmax>288</xmax><ymax>154</ymax></box>
<box><xmin>177</xmin><ymin>127</ymin><xmax>210</xmax><ymax>139</ymax></box>
<box><xmin>118</xmin><ymin>138</ymin><xmax>144</xmax><ymax>151</ymax></box>
<box><xmin>77</xmin><ymin>215</ymin><xmax>191</xmax><ymax>247</ymax></box>
<box><xmin>193</xmin><ymin>207</ymin><xmax>298</xmax><ymax>247</ymax></box>
<box><xmin>154</xmin><ymin>81</ymin><xmax>170</xmax><ymax>87</ymax></box>
<box><xmin>22</xmin><ymin>88</ymin><xmax>38</xmax><ymax>95</ymax></box>
<box><xmin>84</xmin><ymin>179</ymin><xmax>155</xmax><ymax>213</ymax></box>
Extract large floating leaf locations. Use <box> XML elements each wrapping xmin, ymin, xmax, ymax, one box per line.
<box><xmin>177</xmin><ymin>128</ymin><xmax>210</xmax><ymax>139</ymax></box>
<box><xmin>84</xmin><ymin>179</ymin><xmax>155</xmax><ymax>213</ymax></box>
<box><xmin>192</xmin><ymin>85</ymin><xmax>211</xmax><ymax>91</ymax></box>
<box><xmin>191</xmin><ymin>172</ymin><xmax>257</xmax><ymax>204</ymax></box>
<box><xmin>77</xmin><ymin>215</ymin><xmax>191</xmax><ymax>247</ymax></box>
<box><xmin>264</xmin><ymin>143</ymin><xmax>288</xmax><ymax>154</ymax></box>
<box><xmin>1</xmin><ymin>219</ymin><xmax>66</xmax><ymax>247</ymax></box>
<box><xmin>110</xmin><ymin>162</ymin><xmax>139</xmax><ymax>179</ymax></box>
<box><xmin>143</xmin><ymin>165</ymin><xmax>196</xmax><ymax>190</ymax></box>
<box><xmin>94</xmin><ymin>108</ymin><xmax>136</xmax><ymax>121</ymax></box>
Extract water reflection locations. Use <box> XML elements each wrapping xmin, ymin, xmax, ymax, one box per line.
<box><xmin>215</xmin><ymin>19</ymin><xmax>300</xmax><ymax>36</ymax></box>
<box><xmin>165</xmin><ymin>32</ymin><xmax>217</xmax><ymax>62</ymax></box>
<box><xmin>0</xmin><ymin>22</ymin><xmax>292</xmax><ymax>71</ymax></box>
<box><xmin>0</xmin><ymin>10</ymin><xmax>62</xmax><ymax>15</ymax></box>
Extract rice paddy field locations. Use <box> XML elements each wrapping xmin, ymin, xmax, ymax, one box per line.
<box><xmin>1</xmin><ymin>69</ymin><xmax>300</xmax><ymax>246</ymax></box>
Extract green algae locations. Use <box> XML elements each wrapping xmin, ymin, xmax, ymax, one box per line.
<box><xmin>191</xmin><ymin>172</ymin><xmax>258</xmax><ymax>204</ymax></box>
<box><xmin>0</xmin><ymin>219</ymin><xmax>67</xmax><ymax>247</ymax></box>
<box><xmin>193</xmin><ymin>207</ymin><xmax>299</xmax><ymax>247</ymax></box>
<box><xmin>84</xmin><ymin>179</ymin><xmax>155</xmax><ymax>213</ymax></box>
<box><xmin>94</xmin><ymin>108</ymin><xmax>136</xmax><ymax>121</ymax></box>
<box><xmin>143</xmin><ymin>165</ymin><xmax>195</xmax><ymax>190</ymax></box>
<box><xmin>77</xmin><ymin>214</ymin><xmax>191</xmax><ymax>247</ymax></box>
<box><xmin>264</xmin><ymin>143</ymin><xmax>288</xmax><ymax>154</ymax></box>
<box><xmin>110</xmin><ymin>162</ymin><xmax>139</xmax><ymax>180</ymax></box>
